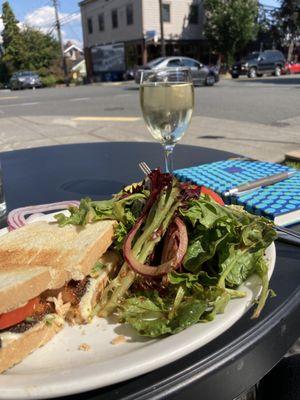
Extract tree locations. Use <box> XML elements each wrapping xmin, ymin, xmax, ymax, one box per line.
<box><xmin>1</xmin><ymin>1</ymin><xmax>26</xmax><ymax>75</ymax></box>
<box><xmin>276</xmin><ymin>0</ymin><xmax>300</xmax><ymax>61</ymax></box>
<box><xmin>0</xmin><ymin>2</ymin><xmax>61</xmax><ymax>83</ymax></box>
<box><xmin>21</xmin><ymin>27</ymin><xmax>60</xmax><ymax>72</ymax></box>
<box><xmin>204</xmin><ymin>0</ymin><xmax>259</xmax><ymax>66</ymax></box>
<box><xmin>254</xmin><ymin>4</ymin><xmax>281</xmax><ymax>52</ymax></box>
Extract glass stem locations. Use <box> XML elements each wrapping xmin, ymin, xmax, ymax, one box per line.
<box><xmin>163</xmin><ymin>144</ymin><xmax>174</xmax><ymax>173</ymax></box>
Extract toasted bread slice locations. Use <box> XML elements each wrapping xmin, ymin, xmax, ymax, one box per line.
<box><xmin>0</xmin><ymin>220</ymin><xmax>116</xmax><ymax>313</ymax></box>
<box><xmin>0</xmin><ymin>314</ymin><xmax>63</xmax><ymax>374</ymax></box>
<box><xmin>0</xmin><ymin>265</ymin><xmax>52</xmax><ymax>314</ymax></box>
<box><xmin>0</xmin><ymin>220</ymin><xmax>116</xmax><ymax>280</ymax></box>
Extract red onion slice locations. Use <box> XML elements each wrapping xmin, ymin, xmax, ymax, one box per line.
<box><xmin>123</xmin><ymin>217</ymin><xmax>188</xmax><ymax>277</ymax></box>
<box><xmin>7</xmin><ymin>200</ymin><xmax>80</xmax><ymax>231</ymax></box>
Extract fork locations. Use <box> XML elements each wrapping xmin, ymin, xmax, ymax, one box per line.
<box><xmin>139</xmin><ymin>161</ymin><xmax>151</xmax><ymax>176</ymax></box>
<box><xmin>275</xmin><ymin>226</ymin><xmax>300</xmax><ymax>241</ymax></box>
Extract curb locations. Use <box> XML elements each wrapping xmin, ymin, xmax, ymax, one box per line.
<box><xmin>92</xmin><ymin>81</ymin><xmax>132</xmax><ymax>87</ymax></box>
<box><xmin>220</xmin><ymin>73</ymin><xmax>232</xmax><ymax>80</ymax></box>
<box><xmin>285</xmin><ymin>150</ymin><xmax>300</xmax><ymax>162</ymax></box>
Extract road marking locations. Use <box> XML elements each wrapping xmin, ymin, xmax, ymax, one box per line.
<box><xmin>19</xmin><ymin>102</ymin><xmax>39</xmax><ymax>106</ymax></box>
<box><xmin>0</xmin><ymin>96</ymin><xmax>19</xmax><ymax>100</ymax></box>
<box><xmin>0</xmin><ymin>102</ymin><xmax>40</xmax><ymax>108</ymax></box>
<box><xmin>69</xmin><ymin>97</ymin><xmax>90</xmax><ymax>102</ymax></box>
<box><xmin>73</xmin><ymin>116</ymin><xmax>141</xmax><ymax>122</ymax></box>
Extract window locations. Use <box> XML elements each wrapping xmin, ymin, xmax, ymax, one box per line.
<box><xmin>145</xmin><ymin>57</ymin><xmax>165</xmax><ymax>67</ymax></box>
<box><xmin>98</xmin><ymin>13</ymin><xmax>104</xmax><ymax>31</ymax></box>
<box><xmin>162</xmin><ymin>3</ymin><xmax>170</xmax><ymax>22</ymax></box>
<box><xmin>111</xmin><ymin>9</ymin><xmax>118</xmax><ymax>29</ymax></box>
<box><xmin>182</xmin><ymin>59</ymin><xmax>200</xmax><ymax>69</ymax></box>
<box><xmin>126</xmin><ymin>4</ymin><xmax>133</xmax><ymax>25</ymax></box>
<box><xmin>245</xmin><ymin>52</ymin><xmax>260</xmax><ymax>61</ymax></box>
<box><xmin>189</xmin><ymin>5</ymin><xmax>199</xmax><ymax>24</ymax></box>
<box><xmin>167</xmin><ymin>59</ymin><xmax>182</xmax><ymax>67</ymax></box>
<box><xmin>87</xmin><ymin>17</ymin><xmax>93</xmax><ymax>34</ymax></box>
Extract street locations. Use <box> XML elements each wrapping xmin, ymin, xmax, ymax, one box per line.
<box><xmin>0</xmin><ymin>75</ymin><xmax>299</xmax><ymax>162</ymax></box>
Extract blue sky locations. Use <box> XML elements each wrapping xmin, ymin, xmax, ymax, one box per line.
<box><xmin>261</xmin><ymin>0</ymin><xmax>279</xmax><ymax>8</ymax></box>
<box><xmin>0</xmin><ymin>0</ymin><xmax>280</xmax><ymax>48</ymax></box>
<box><xmin>1</xmin><ymin>0</ymin><xmax>83</xmax><ymax>46</ymax></box>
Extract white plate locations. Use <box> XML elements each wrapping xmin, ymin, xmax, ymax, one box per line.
<box><xmin>0</xmin><ymin>212</ymin><xmax>276</xmax><ymax>400</ymax></box>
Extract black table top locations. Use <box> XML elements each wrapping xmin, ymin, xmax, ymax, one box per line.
<box><xmin>1</xmin><ymin>142</ymin><xmax>300</xmax><ymax>400</ymax></box>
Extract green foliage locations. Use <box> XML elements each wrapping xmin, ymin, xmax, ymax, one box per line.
<box><xmin>0</xmin><ymin>1</ymin><xmax>61</xmax><ymax>82</ymax></box>
<box><xmin>276</xmin><ymin>0</ymin><xmax>300</xmax><ymax>60</ymax></box>
<box><xmin>204</xmin><ymin>0</ymin><xmax>259</xmax><ymax>65</ymax></box>
<box><xmin>0</xmin><ymin>62</ymin><xmax>10</xmax><ymax>84</ymax></box>
<box><xmin>278</xmin><ymin>0</ymin><xmax>300</xmax><ymax>36</ymax></box>
<box><xmin>1</xmin><ymin>1</ymin><xmax>26</xmax><ymax>75</ymax></box>
<box><xmin>284</xmin><ymin>161</ymin><xmax>300</xmax><ymax>170</ymax></box>
<box><xmin>21</xmin><ymin>26</ymin><xmax>60</xmax><ymax>72</ymax></box>
<box><xmin>41</xmin><ymin>75</ymin><xmax>57</xmax><ymax>88</ymax></box>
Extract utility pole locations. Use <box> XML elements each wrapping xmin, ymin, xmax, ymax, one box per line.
<box><xmin>53</xmin><ymin>0</ymin><xmax>69</xmax><ymax>86</ymax></box>
<box><xmin>159</xmin><ymin>0</ymin><xmax>166</xmax><ymax>57</ymax></box>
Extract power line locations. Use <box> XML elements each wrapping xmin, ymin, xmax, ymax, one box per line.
<box><xmin>59</xmin><ymin>11</ymin><xmax>80</xmax><ymax>26</ymax></box>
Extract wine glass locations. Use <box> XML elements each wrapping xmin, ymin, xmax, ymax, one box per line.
<box><xmin>139</xmin><ymin>67</ymin><xmax>194</xmax><ymax>173</ymax></box>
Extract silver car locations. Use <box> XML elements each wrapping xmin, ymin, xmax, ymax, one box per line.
<box><xmin>135</xmin><ymin>57</ymin><xmax>219</xmax><ymax>86</ymax></box>
<box><xmin>10</xmin><ymin>71</ymin><xmax>42</xmax><ymax>90</ymax></box>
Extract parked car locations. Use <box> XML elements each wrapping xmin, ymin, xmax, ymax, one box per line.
<box><xmin>135</xmin><ymin>57</ymin><xmax>219</xmax><ymax>86</ymax></box>
<box><xmin>282</xmin><ymin>61</ymin><xmax>300</xmax><ymax>75</ymax></box>
<box><xmin>10</xmin><ymin>71</ymin><xmax>42</xmax><ymax>90</ymax></box>
<box><xmin>123</xmin><ymin>68</ymin><xmax>135</xmax><ymax>80</ymax></box>
<box><xmin>230</xmin><ymin>50</ymin><xmax>286</xmax><ymax>79</ymax></box>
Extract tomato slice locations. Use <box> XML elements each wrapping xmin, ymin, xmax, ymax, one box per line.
<box><xmin>200</xmin><ymin>186</ymin><xmax>225</xmax><ymax>206</ymax></box>
<box><xmin>0</xmin><ymin>297</ymin><xmax>40</xmax><ymax>330</ymax></box>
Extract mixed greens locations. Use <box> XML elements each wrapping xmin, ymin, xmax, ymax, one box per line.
<box><xmin>56</xmin><ymin>170</ymin><xmax>276</xmax><ymax>337</ymax></box>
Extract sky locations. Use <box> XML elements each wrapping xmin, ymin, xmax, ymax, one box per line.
<box><xmin>0</xmin><ymin>0</ymin><xmax>83</xmax><ymax>47</ymax></box>
<box><xmin>0</xmin><ymin>0</ymin><xmax>279</xmax><ymax>48</ymax></box>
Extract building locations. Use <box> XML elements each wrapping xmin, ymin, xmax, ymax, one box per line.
<box><xmin>79</xmin><ymin>0</ymin><xmax>206</xmax><ymax>80</ymax></box>
<box><xmin>71</xmin><ymin>59</ymin><xmax>87</xmax><ymax>80</ymax></box>
<box><xmin>64</xmin><ymin>42</ymin><xmax>84</xmax><ymax>62</ymax></box>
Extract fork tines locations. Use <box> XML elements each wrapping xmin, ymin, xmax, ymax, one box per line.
<box><xmin>139</xmin><ymin>161</ymin><xmax>152</xmax><ymax>176</ymax></box>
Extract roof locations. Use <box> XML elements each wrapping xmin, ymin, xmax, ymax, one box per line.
<box><xmin>79</xmin><ymin>0</ymin><xmax>97</xmax><ymax>7</ymax></box>
<box><xmin>64</xmin><ymin>44</ymin><xmax>83</xmax><ymax>55</ymax></box>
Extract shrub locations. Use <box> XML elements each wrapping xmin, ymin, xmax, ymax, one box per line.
<box><xmin>41</xmin><ymin>75</ymin><xmax>56</xmax><ymax>87</ymax></box>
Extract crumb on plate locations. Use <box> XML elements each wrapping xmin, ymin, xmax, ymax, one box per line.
<box><xmin>78</xmin><ymin>343</ymin><xmax>91</xmax><ymax>351</ymax></box>
<box><xmin>111</xmin><ymin>335</ymin><xmax>127</xmax><ymax>345</ymax></box>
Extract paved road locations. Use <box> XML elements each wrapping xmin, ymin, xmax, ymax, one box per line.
<box><xmin>0</xmin><ymin>75</ymin><xmax>299</xmax><ymax>162</ymax></box>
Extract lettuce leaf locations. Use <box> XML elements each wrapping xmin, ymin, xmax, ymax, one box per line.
<box><xmin>118</xmin><ymin>291</ymin><xmax>207</xmax><ymax>337</ymax></box>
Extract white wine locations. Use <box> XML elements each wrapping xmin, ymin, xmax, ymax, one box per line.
<box><xmin>140</xmin><ymin>82</ymin><xmax>194</xmax><ymax>146</ymax></box>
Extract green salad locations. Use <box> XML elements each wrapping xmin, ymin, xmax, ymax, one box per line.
<box><xmin>56</xmin><ymin>169</ymin><xmax>276</xmax><ymax>338</ymax></box>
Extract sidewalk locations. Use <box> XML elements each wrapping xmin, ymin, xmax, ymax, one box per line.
<box><xmin>0</xmin><ymin>114</ymin><xmax>299</xmax><ymax>162</ymax></box>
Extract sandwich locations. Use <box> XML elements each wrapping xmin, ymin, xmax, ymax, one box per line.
<box><xmin>0</xmin><ymin>219</ymin><xmax>119</xmax><ymax>373</ymax></box>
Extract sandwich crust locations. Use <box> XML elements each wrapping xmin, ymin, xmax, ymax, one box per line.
<box><xmin>0</xmin><ymin>316</ymin><xmax>63</xmax><ymax>374</ymax></box>
<box><xmin>0</xmin><ymin>220</ymin><xmax>116</xmax><ymax>273</ymax></box>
